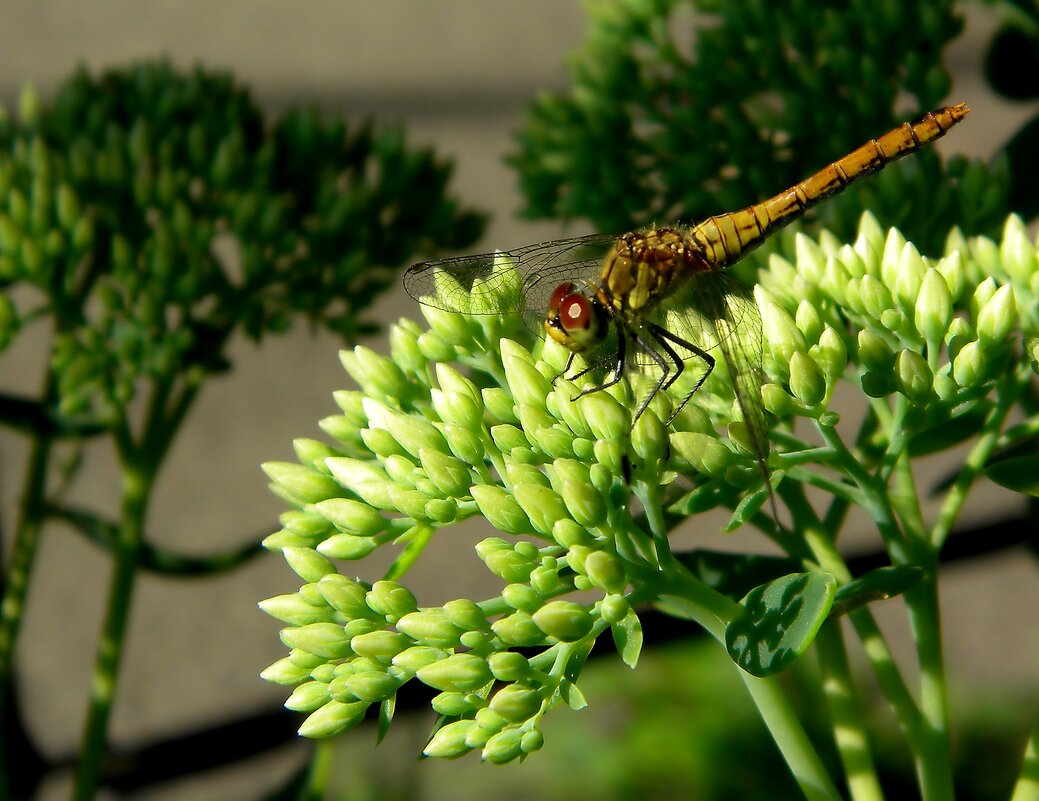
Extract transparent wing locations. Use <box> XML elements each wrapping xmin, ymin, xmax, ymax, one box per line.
<box><xmin>403</xmin><ymin>233</ymin><xmax>618</xmax><ymax>316</ymax></box>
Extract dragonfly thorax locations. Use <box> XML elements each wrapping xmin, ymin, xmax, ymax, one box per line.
<box><xmin>601</xmin><ymin>228</ymin><xmax>708</xmax><ymax>321</ymax></box>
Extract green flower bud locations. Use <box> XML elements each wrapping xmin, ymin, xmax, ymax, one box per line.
<box><xmin>1000</xmin><ymin>215</ymin><xmax>1039</xmax><ymax>286</ymax></box>
<box><xmin>529</xmin><ymin>424</ymin><xmax>577</xmax><ymax>458</ymax></box>
<box><xmin>600</xmin><ymin>593</ymin><xmax>629</xmax><ymax>624</ymax></box>
<box><xmin>592</xmin><ymin>439</ymin><xmax>625</xmax><ymax>474</ymax></box>
<box><xmin>336</xmin><ymin>670</ymin><xmax>401</xmax><ymax>703</ymax></box>
<box><xmin>761</xmin><ymin>383</ymin><xmax>796</xmax><ymax>416</ymax></box>
<box><xmin>794</xmin><ymin>300</ymin><xmax>823</xmax><ymax>344</ymax></box>
<box><xmin>341</xmin><ymin>346</ymin><xmax>410</xmax><ymax>401</ymax></box>
<box><xmin>952</xmin><ymin>340</ymin><xmax>987</xmax><ymax>387</ymax></box>
<box><xmin>391</xmin><ymin>645</ymin><xmax>448</xmax><ymax>675</ymax></box>
<box><xmin>282</xmin><ymin>547</ymin><xmax>334</xmax><ymax>583</ymax></box>
<box><xmin>431</xmin><ymin>691</ymin><xmax>479</xmax><ymax>716</ymax></box>
<box><xmin>417</xmin><ymin>329</ymin><xmax>456</xmax><ymax>363</ymax></box>
<box><xmin>286</xmin><ymin>680</ymin><xmax>331</xmax><ymax>713</ymax></box>
<box><xmin>558</xmin><ymin>480</ymin><xmax>606</xmax><ymax>528</ymax></box>
<box><xmin>483</xmin><ymin>387</ymin><xmax>519</xmax><ymax>424</ymax></box>
<box><xmin>503</xmin><ymin>353</ymin><xmax>552</xmax><ymax>409</ymax></box>
<box><xmin>859</xmin><ymin>274</ymin><xmax>894</xmax><ymax>321</ymax></box>
<box><xmin>794</xmin><ymin>231</ymin><xmax>827</xmax><ymax>283</ymax></box>
<box><xmin>396</xmin><ymin>610</ymin><xmax>463</xmax><ymax>648</ymax></box>
<box><xmin>937</xmin><ymin>251</ymin><xmax>966</xmax><ymax>301</ymax></box>
<box><xmin>552</xmin><ymin>384</ymin><xmax>593</xmax><ymax>437</ymax></box>
<box><xmin>318</xmin><ymin>534</ymin><xmax>378</xmax><ymax>561</ymax></box>
<box><xmin>521</xmin><ymin>729</ymin><xmax>545</xmax><ymax>754</ymax></box>
<box><xmin>517</xmin><ymin>402</ymin><xmax>558</xmax><ymax>436</ymax></box>
<box><xmin>314</xmin><ymin>499</ymin><xmax>384</xmax><ymax>537</ymax></box>
<box><xmin>372</xmin><ymin>405</ymin><xmax>449</xmax><ymax>460</ymax></box>
<box><xmin>316</xmin><ymin>575</ymin><xmax>371</xmax><ymax>618</ymax></box>
<box><xmin>418</xmin><ymin>448</ymin><xmax>472</xmax><ymax>497</ymax></box>
<box><xmin>366</xmin><ymin>581</ymin><xmax>418</xmax><ymax>620</ymax></box>
<box><xmin>360</xmin><ymin>427</ymin><xmax>407</xmax><ymax>459</ymax></box>
<box><xmin>578</xmin><ymin>391</ymin><xmax>629</xmax><ymax>441</ymax></box>
<box><xmin>281</xmin><ymin>622</ymin><xmax>353</xmax><ymax>659</ymax></box>
<box><xmin>416</xmin><ymin>653</ymin><xmax>492</xmax><ymax>692</ymax></box>
<box><xmin>584</xmin><ymin>550</ymin><xmax>626</xmax><ymax>593</ymax></box>
<box><xmin>811</xmin><ymin>327</ymin><xmax>848</xmax><ymax>382</ymax></box>
<box><xmin>387</xmin><ymin>486</ymin><xmax>429</xmax><ymax>519</ymax></box>
<box><xmin>388</xmin><ymin>323</ymin><xmax>425</xmax><ymax>374</ymax></box>
<box><xmin>259</xmin><ymin>593</ymin><xmax>331</xmax><ymax>626</ymax></box>
<box><xmin>857</xmin><ymin>330</ymin><xmax>893</xmax><ymax>372</ymax></box>
<box><xmin>442</xmin><ymin>423</ymin><xmax>485</xmax><ymax>464</ymax></box>
<box><xmin>439</xmin><ymin>599</ymin><xmax>487</xmax><ymax>632</ymax></box>
<box><xmin>471</xmin><ymin>485</ymin><xmax>533</xmax><ymax>535</ymax></box>
<box><xmin>821</xmin><ymin>257</ymin><xmax>852</xmax><ymax>307</ymax></box>
<box><xmin>489</xmin><ymin>684</ymin><xmax>542</xmax><ymax>722</ymax></box>
<box><xmin>788</xmin><ymin>351</ymin><xmax>826</xmax><ymax>407</ymax></box>
<box><xmin>502</xmin><ymin>583</ymin><xmax>541</xmax><ymax>613</ymax></box>
<box><xmin>292</xmin><ymin>439</ymin><xmax>336</xmax><ymax>472</ymax></box>
<box><xmin>491</xmin><ymin>611</ymin><xmax>545</xmax><ymax>647</ymax></box>
<box><xmin>349</xmin><ymin>629</ymin><xmax>411</xmax><ymax>659</ymax></box>
<box><xmin>488</xmin><ymin>651</ymin><xmax>531</xmax><ymax>682</ymax></box>
<box><xmin>760</xmin><ymin>296</ymin><xmax>806</xmax><ymax>368</ymax></box>
<box><xmin>632</xmin><ymin>408</ymin><xmax>666</xmax><ymax>462</ymax></box>
<box><xmin>670</xmin><ymin>432</ymin><xmax>732</xmax><ymax>476</ymax></box>
<box><xmin>552</xmin><ymin>518</ymin><xmax>593</xmax><ymax>548</ymax></box>
<box><xmin>424</xmin><ymin>720</ymin><xmax>478</xmax><ymax>758</ymax></box>
<box><xmin>490</xmin><ymin>424</ymin><xmax>528</xmax><ymax>453</ymax></box>
<box><xmin>893</xmin><ymin>242</ymin><xmax>926</xmax><ymax>310</ymax></box>
<box><xmin>513</xmin><ymin>484</ymin><xmax>569</xmax><ymax>536</ymax></box>
<box><xmin>262</xmin><ymin>462</ymin><xmax>341</xmax><ymax>505</ymax></box>
<box><xmin>532</xmin><ymin>601</ymin><xmax>594</xmax><ymax>642</ymax></box>
<box><xmin>483</xmin><ymin>728</ymin><xmax>524</xmax><ymax>764</ymax></box>
<box><xmin>319</xmin><ymin>415</ymin><xmax>363</xmax><ymax>449</ymax></box>
<box><xmin>344</xmin><ymin>619</ymin><xmax>380</xmax><ymax>639</ymax></box>
<box><xmin>896</xmin><ymin>349</ymin><xmax>933</xmax><ymax>401</ymax></box>
<box><xmin>298</xmin><ymin>699</ymin><xmax>368</xmax><ymax>738</ymax></box>
<box><xmin>971</xmin><ymin>277</ymin><xmax>997</xmax><ymax>320</ymax></box>
<box><xmin>976</xmin><ymin>284</ymin><xmax>1017</xmax><ymax>345</ymax></box>
<box><xmin>431</xmin><ymin>389</ymin><xmax>482</xmax><ymax>429</ymax></box>
<box><xmin>260</xmin><ymin>657</ymin><xmax>312</xmax><ymax>686</ymax></box>
<box><xmin>880</xmin><ymin>227</ymin><xmax>908</xmax><ymax>285</ymax></box>
<box><xmin>915</xmin><ymin>269</ymin><xmax>953</xmax><ymax>344</ymax></box>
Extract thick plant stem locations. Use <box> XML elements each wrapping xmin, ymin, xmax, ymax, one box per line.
<box><xmin>0</xmin><ymin>432</ymin><xmax>53</xmax><ymax>795</ymax></box>
<box><xmin>904</xmin><ymin>573</ymin><xmax>954</xmax><ymax>801</ymax></box>
<box><xmin>816</xmin><ymin>623</ymin><xmax>884</xmax><ymax>801</ymax></box>
<box><xmin>73</xmin><ymin>462</ymin><xmax>153</xmax><ymax>801</ymax></box>
<box><xmin>661</xmin><ymin>570</ymin><xmax>841</xmax><ymax>801</ymax></box>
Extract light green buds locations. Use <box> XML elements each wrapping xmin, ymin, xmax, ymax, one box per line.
<box><xmin>416</xmin><ymin>653</ymin><xmax>492</xmax><ymax>692</ymax></box>
<box><xmin>532</xmin><ymin>601</ymin><xmax>594</xmax><ymax>642</ymax></box>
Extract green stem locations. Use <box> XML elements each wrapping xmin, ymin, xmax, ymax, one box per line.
<box><xmin>815</xmin><ymin>622</ymin><xmax>884</xmax><ymax>801</ymax></box>
<box><xmin>903</xmin><ymin>574</ymin><xmax>955</xmax><ymax>801</ymax></box>
<box><xmin>931</xmin><ymin>368</ymin><xmax>1025</xmax><ymax>550</ymax></box>
<box><xmin>660</xmin><ymin>569</ymin><xmax>840</xmax><ymax>801</ymax></box>
<box><xmin>1010</xmin><ymin>714</ymin><xmax>1039</xmax><ymax>801</ymax></box>
<box><xmin>298</xmin><ymin>740</ymin><xmax>334</xmax><ymax>801</ymax></box>
<box><xmin>72</xmin><ymin>460</ymin><xmax>154</xmax><ymax>801</ymax></box>
<box><xmin>0</xmin><ymin>431</ymin><xmax>53</xmax><ymax>796</ymax></box>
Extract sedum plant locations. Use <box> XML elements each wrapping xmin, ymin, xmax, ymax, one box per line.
<box><xmin>0</xmin><ymin>62</ymin><xmax>482</xmax><ymax>799</ymax></box>
<box><xmin>262</xmin><ymin>211</ymin><xmax>1039</xmax><ymax>799</ymax></box>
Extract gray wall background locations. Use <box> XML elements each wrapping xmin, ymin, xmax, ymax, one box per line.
<box><xmin>1</xmin><ymin>3</ymin><xmax>1036</xmax><ymax>799</ymax></box>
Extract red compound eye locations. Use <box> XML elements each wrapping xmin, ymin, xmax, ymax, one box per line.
<box><xmin>559</xmin><ymin>294</ymin><xmax>592</xmax><ymax>331</ymax></box>
<box><xmin>548</xmin><ymin>282</ymin><xmax>577</xmax><ymax>313</ymax></box>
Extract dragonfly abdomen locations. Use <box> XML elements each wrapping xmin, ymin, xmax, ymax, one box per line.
<box><xmin>688</xmin><ymin>103</ymin><xmax>970</xmax><ymax>268</ymax></box>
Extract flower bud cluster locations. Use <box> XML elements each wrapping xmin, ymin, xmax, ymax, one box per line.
<box><xmin>756</xmin><ymin>212</ymin><xmax>1035</xmax><ymax>415</ymax></box>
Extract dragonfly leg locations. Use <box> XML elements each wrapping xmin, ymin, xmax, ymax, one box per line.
<box><xmin>629</xmin><ymin>328</ymin><xmax>672</xmax><ymax>425</ymax></box>
<box><xmin>551</xmin><ymin>351</ymin><xmax>577</xmax><ymax>384</ymax></box>
<box><xmin>646</xmin><ymin>323</ymin><xmax>715</xmax><ymax>423</ymax></box>
<box><xmin>570</xmin><ymin>327</ymin><xmax>627</xmax><ymax>399</ymax></box>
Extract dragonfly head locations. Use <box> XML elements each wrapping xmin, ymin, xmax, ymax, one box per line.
<box><xmin>544</xmin><ymin>281</ymin><xmax>608</xmax><ymax>353</ymax></box>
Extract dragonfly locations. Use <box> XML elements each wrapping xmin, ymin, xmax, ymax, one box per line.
<box><xmin>405</xmin><ymin>103</ymin><xmax>969</xmax><ymax>495</ymax></box>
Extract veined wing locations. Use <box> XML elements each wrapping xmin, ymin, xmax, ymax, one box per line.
<box><xmin>403</xmin><ymin>233</ymin><xmax>618</xmax><ymax>316</ymax></box>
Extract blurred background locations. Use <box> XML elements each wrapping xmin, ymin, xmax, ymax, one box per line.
<box><xmin>0</xmin><ymin>2</ymin><xmax>1036</xmax><ymax>799</ymax></box>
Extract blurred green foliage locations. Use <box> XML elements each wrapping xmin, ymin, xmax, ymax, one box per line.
<box><xmin>510</xmin><ymin>0</ymin><xmax>1012</xmax><ymax>254</ymax></box>
<box><xmin>0</xmin><ymin>61</ymin><xmax>484</xmax><ymax>421</ymax></box>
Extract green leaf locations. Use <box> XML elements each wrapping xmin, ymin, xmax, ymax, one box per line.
<box><xmin>377</xmin><ymin>696</ymin><xmax>396</xmax><ymax>744</ymax></box>
<box><xmin>907</xmin><ymin>402</ymin><xmax>990</xmax><ymax>456</ymax></box>
<box><xmin>725</xmin><ymin>572</ymin><xmax>837</xmax><ymax>677</ymax></box>
<box><xmin>611</xmin><ymin>609</ymin><xmax>643</xmax><ymax>668</ymax></box>
<box><xmin>985</xmin><ymin>454</ymin><xmax>1039</xmax><ymax>497</ymax></box>
<box><xmin>383</xmin><ymin>524</ymin><xmax>435</xmax><ymax>580</ymax></box>
<box><xmin>828</xmin><ymin>566</ymin><xmax>925</xmax><ymax>618</ymax></box>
